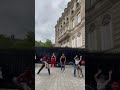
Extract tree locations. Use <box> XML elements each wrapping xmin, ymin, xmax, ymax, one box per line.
<box><xmin>35</xmin><ymin>41</ymin><xmax>41</xmax><ymax>46</ymax></box>
<box><xmin>0</xmin><ymin>34</ymin><xmax>5</xmax><ymax>38</ymax></box>
<box><xmin>26</xmin><ymin>32</ymin><xmax>35</xmax><ymax>42</ymax></box>
<box><xmin>35</xmin><ymin>39</ymin><xmax>53</xmax><ymax>47</ymax></box>
<box><xmin>44</xmin><ymin>39</ymin><xmax>53</xmax><ymax>47</ymax></box>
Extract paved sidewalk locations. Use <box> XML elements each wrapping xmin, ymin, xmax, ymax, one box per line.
<box><xmin>35</xmin><ymin>64</ymin><xmax>85</xmax><ymax>90</ymax></box>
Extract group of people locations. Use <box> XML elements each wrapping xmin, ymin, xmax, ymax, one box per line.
<box><xmin>36</xmin><ymin>53</ymin><xmax>84</xmax><ymax>78</ymax></box>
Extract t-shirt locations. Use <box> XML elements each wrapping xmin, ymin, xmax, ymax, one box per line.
<box><xmin>61</xmin><ymin>56</ymin><xmax>65</xmax><ymax>63</ymax></box>
<box><xmin>75</xmin><ymin>59</ymin><xmax>81</xmax><ymax>65</ymax></box>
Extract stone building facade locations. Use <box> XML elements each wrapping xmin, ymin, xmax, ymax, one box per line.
<box><xmin>86</xmin><ymin>0</ymin><xmax>120</xmax><ymax>53</ymax></box>
<box><xmin>55</xmin><ymin>0</ymin><xmax>85</xmax><ymax>48</ymax></box>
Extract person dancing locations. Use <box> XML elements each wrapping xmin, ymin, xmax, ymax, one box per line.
<box><xmin>74</xmin><ymin>55</ymin><xmax>84</xmax><ymax>77</ymax></box>
<box><xmin>37</xmin><ymin>56</ymin><xmax>50</xmax><ymax>75</ymax></box>
<box><xmin>51</xmin><ymin>53</ymin><xmax>56</xmax><ymax>67</ymax></box>
<box><xmin>60</xmin><ymin>53</ymin><xmax>66</xmax><ymax>72</ymax></box>
<box><xmin>73</xmin><ymin>55</ymin><xmax>78</xmax><ymax>77</ymax></box>
<box><xmin>94</xmin><ymin>69</ymin><xmax>112</xmax><ymax>90</ymax></box>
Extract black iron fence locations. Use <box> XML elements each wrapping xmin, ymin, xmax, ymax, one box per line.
<box><xmin>0</xmin><ymin>49</ymin><xmax>35</xmax><ymax>81</ymax></box>
<box><xmin>35</xmin><ymin>46</ymin><xmax>87</xmax><ymax>63</ymax></box>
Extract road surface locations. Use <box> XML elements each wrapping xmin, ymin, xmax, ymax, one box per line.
<box><xmin>35</xmin><ymin>64</ymin><xmax>85</xmax><ymax>90</ymax></box>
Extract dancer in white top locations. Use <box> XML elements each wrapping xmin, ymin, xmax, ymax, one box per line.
<box><xmin>74</xmin><ymin>55</ymin><xmax>83</xmax><ymax>77</ymax></box>
<box><xmin>94</xmin><ymin>69</ymin><xmax>112</xmax><ymax>90</ymax></box>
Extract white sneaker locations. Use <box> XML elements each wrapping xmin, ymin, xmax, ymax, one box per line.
<box><xmin>80</xmin><ymin>75</ymin><xmax>83</xmax><ymax>78</ymax></box>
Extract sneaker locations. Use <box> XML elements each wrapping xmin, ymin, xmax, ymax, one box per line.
<box><xmin>80</xmin><ymin>74</ymin><xmax>83</xmax><ymax>78</ymax></box>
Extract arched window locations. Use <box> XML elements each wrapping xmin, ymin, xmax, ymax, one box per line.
<box><xmin>76</xmin><ymin>2</ymin><xmax>80</xmax><ymax>8</ymax></box>
<box><xmin>88</xmin><ymin>23</ymin><xmax>97</xmax><ymax>50</ymax></box>
<box><xmin>67</xmin><ymin>17</ymin><xmax>69</xmax><ymax>21</ymax></box>
<box><xmin>71</xmin><ymin>10</ymin><xmax>74</xmax><ymax>14</ymax></box>
<box><xmin>101</xmin><ymin>14</ymin><xmax>112</xmax><ymax>50</ymax></box>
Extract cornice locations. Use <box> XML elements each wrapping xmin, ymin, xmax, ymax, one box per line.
<box><xmin>56</xmin><ymin>0</ymin><xmax>81</xmax><ymax>28</ymax></box>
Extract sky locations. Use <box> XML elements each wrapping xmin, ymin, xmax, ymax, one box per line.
<box><xmin>0</xmin><ymin>0</ymin><xmax>34</xmax><ymax>39</ymax></box>
<box><xmin>35</xmin><ymin>0</ymin><xmax>70</xmax><ymax>43</ymax></box>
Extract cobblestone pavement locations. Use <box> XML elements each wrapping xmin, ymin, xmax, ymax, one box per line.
<box><xmin>35</xmin><ymin>64</ymin><xmax>85</xmax><ymax>90</ymax></box>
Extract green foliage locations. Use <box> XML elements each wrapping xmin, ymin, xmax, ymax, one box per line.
<box><xmin>0</xmin><ymin>32</ymin><xmax>35</xmax><ymax>49</ymax></box>
<box><xmin>44</xmin><ymin>39</ymin><xmax>53</xmax><ymax>47</ymax></box>
<box><xmin>0</xmin><ymin>33</ymin><xmax>53</xmax><ymax>48</ymax></box>
<box><xmin>35</xmin><ymin>41</ymin><xmax>41</xmax><ymax>46</ymax></box>
<box><xmin>25</xmin><ymin>32</ymin><xmax>35</xmax><ymax>42</ymax></box>
<box><xmin>35</xmin><ymin>39</ymin><xmax>53</xmax><ymax>47</ymax></box>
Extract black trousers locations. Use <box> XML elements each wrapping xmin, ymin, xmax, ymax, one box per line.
<box><xmin>37</xmin><ymin>64</ymin><xmax>50</xmax><ymax>75</ymax></box>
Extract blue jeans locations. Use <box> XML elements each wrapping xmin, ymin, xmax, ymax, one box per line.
<box><xmin>61</xmin><ymin>63</ymin><xmax>65</xmax><ymax>71</ymax></box>
<box><xmin>74</xmin><ymin>64</ymin><xmax>77</xmax><ymax>77</ymax></box>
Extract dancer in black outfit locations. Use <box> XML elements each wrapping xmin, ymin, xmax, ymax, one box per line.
<box><xmin>37</xmin><ymin>56</ymin><xmax>50</xmax><ymax>75</ymax></box>
<box><xmin>60</xmin><ymin>53</ymin><xmax>66</xmax><ymax>72</ymax></box>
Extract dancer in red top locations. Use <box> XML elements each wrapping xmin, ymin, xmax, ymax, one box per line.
<box><xmin>51</xmin><ymin>53</ymin><xmax>56</xmax><ymax>67</ymax></box>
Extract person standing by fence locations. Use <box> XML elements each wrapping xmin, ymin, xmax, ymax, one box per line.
<box><xmin>60</xmin><ymin>53</ymin><xmax>66</xmax><ymax>72</ymax></box>
<box><xmin>51</xmin><ymin>53</ymin><xmax>56</xmax><ymax>67</ymax></box>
